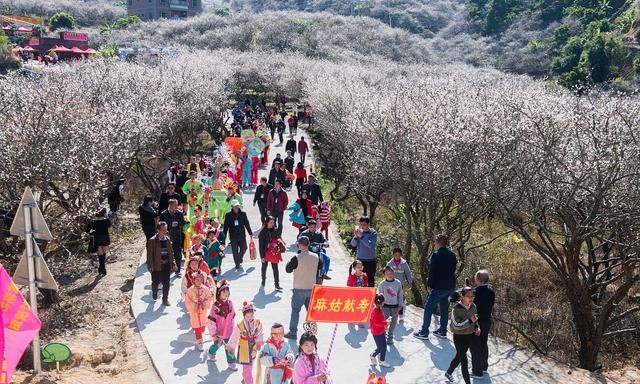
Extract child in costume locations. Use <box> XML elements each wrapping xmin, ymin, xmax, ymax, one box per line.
<box><xmin>182</xmin><ymin>255</ymin><xmax>214</xmax><ymax>297</ymax></box>
<box><xmin>189</xmin><ymin>233</ymin><xmax>207</xmax><ymax>259</ymax></box>
<box><xmin>258</xmin><ymin>323</ymin><xmax>294</xmax><ymax>384</ymax></box>
<box><xmin>293</xmin><ymin>323</ymin><xmax>331</xmax><ymax>384</ymax></box>
<box><xmin>182</xmin><ymin>170</ymin><xmax>204</xmax><ymax>218</ymax></box>
<box><xmin>227</xmin><ymin>302</ymin><xmax>265</xmax><ymax>384</ymax></box>
<box><xmin>251</xmin><ymin>156</ymin><xmax>260</xmax><ymax>185</ymax></box>
<box><xmin>203</xmin><ymin>230</ymin><xmax>225</xmax><ymax>277</ymax></box>
<box><xmin>185</xmin><ymin>271</ymin><xmax>213</xmax><ymax>351</ymax></box>
<box><xmin>242</xmin><ymin>152</ymin><xmax>252</xmax><ymax>189</ymax></box>
<box><xmin>207</xmin><ymin>279</ymin><xmax>237</xmax><ymax>370</ymax></box>
<box><xmin>369</xmin><ymin>294</ymin><xmax>390</xmax><ymax>368</ymax></box>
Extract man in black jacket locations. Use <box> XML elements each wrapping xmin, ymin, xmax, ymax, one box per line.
<box><xmin>159</xmin><ymin>199</ymin><xmax>185</xmax><ymax>276</ymax></box>
<box><xmin>283</xmin><ymin>151</ymin><xmax>295</xmax><ymax>189</ymax></box>
<box><xmin>253</xmin><ymin>177</ymin><xmax>273</xmax><ymax>224</ymax></box>
<box><xmin>139</xmin><ymin>195</ymin><xmax>159</xmax><ymax>240</ymax></box>
<box><xmin>268</xmin><ymin>161</ymin><xmax>286</xmax><ymax>186</ymax></box>
<box><xmin>301</xmin><ymin>174</ymin><xmax>324</xmax><ymax>206</ymax></box>
<box><xmin>285</xmin><ymin>136</ymin><xmax>297</xmax><ymax>157</ymax></box>
<box><xmin>471</xmin><ymin>269</ymin><xmax>495</xmax><ymax>379</ymax></box>
<box><xmin>223</xmin><ymin>200</ymin><xmax>253</xmax><ymax>269</ymax></box>
<box><xmin>158</xmin><ymin>183</ymin><xmax>181</xmax><ymax>213</ymax></box>
<box><xmin>414</xmin><ymin>234</ymin><xmax>457</xmax><ymax>340</ymax></box>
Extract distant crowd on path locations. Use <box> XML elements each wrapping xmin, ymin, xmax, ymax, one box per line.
<box><xmin>88</xmin><ymin>101</ymin><xmax>497</xmax><ymax>383</ymax></box>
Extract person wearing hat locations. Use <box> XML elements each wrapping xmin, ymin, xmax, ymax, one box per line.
<box><xmin>227</xmin><ymin>301</ymin><xmax>264</xmax><ymax>384</ymax></box>
<box><xmin>86</xmin><ymin>207</ymin><xmax>111</xmax><ymax>276</ymax></box>
<box><xmin>301</xmin><ymin>174</ymin><xmax>323</xmax><ymax>206</ymax></box>
<box><xmin>284</xmin><ymin>236</ymin><xmax>323</xmax><ymax>340</ymax></box>
<box><xmin>182</xmin><ymin>170</ymin><xmax>204</xmax><ymax>218</ymax></box>
<box><xmin>292</xmin><ymin>323</ymin><xmax>331</xmax><ymax>383</ymax></box>
<box><xmin>223</xmin><ymin>199</ymin><xmax>253</xmax><ymax>270</ymax></box>
<box><xmin>185</xmin><ymin>270</ymin><xmax>213</xmax><ymax>351</ymax></box>
<box><xmin>258</xmin><ymin>323</ymin><xmax>294</xmax><ymax>384</ymax></box>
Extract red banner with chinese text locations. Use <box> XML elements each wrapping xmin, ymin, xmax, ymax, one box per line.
<box><xmin>0</xmin><ymin>265</ymin><xmax>41</xmax><ymax>384</ymax></box>
<box><xmin>305</xmin><ymin>285</ymin><xmax>377</xmax><ymax>324</ymax></box>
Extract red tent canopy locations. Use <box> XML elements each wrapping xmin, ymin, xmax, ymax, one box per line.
<box><xmin>11</xmin><ymin>46</ymin><xmax>23</xmax><ymax>53</ymax></box>
<box><xmin>22</xmin><ymin>46</ymin><xmax>36</xmax><ymax>52</ymax></box>
<box><xmin>52</xmin><ymin>45</ymin><xmax>72</xmax><ymax>53</ymax></box>
<box><xmin>16</xmin><ymin>27</ymin><xmax>32</xmax><ymax>33</ymax></box>
<box><xmin>84</xmin><ymin>48</ymin><xmax>97</xmax><ymax>54</ymax></box>
<box><xmin>2</xmin><ymin>26</ymin><xmax>11</xmax><ymax>31</ymax></box>
<box><xmin>70</xmin><ymin>46</ymin><xmax>86</xmax><ymax>54</ymax></box>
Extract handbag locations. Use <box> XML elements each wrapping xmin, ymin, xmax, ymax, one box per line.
<box><xmin>249</xmin><ymin>239</ymin><xmax>256</xmax><ymax>260</ymax></box>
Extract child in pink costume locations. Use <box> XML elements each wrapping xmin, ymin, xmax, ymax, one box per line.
<box><xmin>207</xmin><ymin>279</ymin><xmax>238</xmax><ymax>370</ymax></box>
<box><xmin>292</xmin><ymin>325</ymin><xmax>332</xmax><ymax>384</ymax></box>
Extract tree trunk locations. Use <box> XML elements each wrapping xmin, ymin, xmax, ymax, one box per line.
<box><xmin>369</xmin><ymin>200</ymin><xmax>378</xmax><ymax>225</ymax></box>
<box><xmin>565</xmin><ymin>244</ymin><xmax>601</xmax><ymax>370</ymax></box>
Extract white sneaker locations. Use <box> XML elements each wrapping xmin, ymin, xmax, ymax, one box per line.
<box><xmin>379</xmin><ymin>360</ymin><xmax>391</xmax><ymax>368</ymax></box>
<box><xmin>369</xmin><ymin>353</ymin><xmax>377</xmax><ymax>365</ymax></box>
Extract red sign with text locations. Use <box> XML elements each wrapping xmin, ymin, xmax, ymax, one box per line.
<box><xmin>305</xmin><ymin>285</ymin><xmax>377</xmax><ymax>324</ymax></box>
<box><xmin>60</xmin><ymin>32</ymin><xmax>88</xmax><ymax>41</ymax></box>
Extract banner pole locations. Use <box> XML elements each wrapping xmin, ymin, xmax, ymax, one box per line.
<box><xmin>325</xmin><ymin>323</ymin><xmax>339</xmax><ymax>366</ymax></box>
<box><xmin>23</xmin><ymin>205</ymin><xmax>41</xmax><ymax>373</ymax></box>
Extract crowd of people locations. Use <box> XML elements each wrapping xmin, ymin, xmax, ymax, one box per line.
<box><xmin>89</xmin><ymin>102</ymin><xmax>497</xmax><ymax>384</ymax></box>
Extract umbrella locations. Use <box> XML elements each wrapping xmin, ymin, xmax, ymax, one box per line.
<box><xmin>84</xmin><ymin>48</ymin><xmax>96</xmax><ymax>54</ymax></box>
<box><xmin>70</xmin><ymin>46</ymin><xmax>85</xmax><ymax>54</ymax></box>
<box><xmin>17</xmin><ymin>27</ymin><xmax>32</xmax><ymax>32</ymax></box>
<box><xmin>247</xmin><ymin>138</ymin><xmax>266</xmax><ymax>157</ymax></box>
<box><xmin>11</xmin><ymin>46</ymin><xmax>23</xmax><ymax>53</ymax></box>
<box><xmin>22</xmin><ymin>46</ymin><xmax>36</xmax><ymax>52</ymax></box>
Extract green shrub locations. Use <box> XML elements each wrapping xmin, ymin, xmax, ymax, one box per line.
<box><xmin>49</xmin><ymin>12</ymin><xmax>76</xmax><ymax>31</ymax></box>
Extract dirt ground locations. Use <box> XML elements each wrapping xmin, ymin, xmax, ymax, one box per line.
<box><xmin>11</xmin><ymin>212</ymin><xmax>161</xmax><ymax>384</ymax></box>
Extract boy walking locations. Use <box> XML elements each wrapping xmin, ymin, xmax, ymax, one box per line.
<box><xmin>470</xmin><ymin>269</ymin><xmax>495</xmax><ymax>379</ymax></box>
<box><xmin>378</xmin><ymin>266</ymin><xmax>403</xmax><ymax>345</ymax></box>
<box><xmin>386</xmin><ymin>247</ymin><xmax>413</xmax><ymax>321</ymax></box>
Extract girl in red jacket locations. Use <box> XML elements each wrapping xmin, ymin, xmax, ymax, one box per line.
<box><xmin>369</xmin><ymin>294</ymin><xmax>390</xmax><ymax>368</ymax></box>
<box><xmin>347</xmin><ymin>260</ymin><xmax>369</xmax><ymax>329</ymax></box>
<box><xmin>346</xmin><ymin>260</ymin><xmax>369</xmax><ymax>287</ymax></box>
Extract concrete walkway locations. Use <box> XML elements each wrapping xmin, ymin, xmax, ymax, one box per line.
<box><xmin>131</xmin><ymin>129</ymin><xmax>611</xmax><ymax>384</ymax></box>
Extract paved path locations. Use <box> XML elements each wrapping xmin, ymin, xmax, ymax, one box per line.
<box><xmin>132</xmin><ymin>129</ymin><xmax>610</xmax><ymax>383</ymax></box>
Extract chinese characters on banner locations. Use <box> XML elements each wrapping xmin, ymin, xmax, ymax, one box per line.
<box><xmin>0</xmin><ymin>265</ymin><xmax>41</xmax><ymax>384</ymax></box>
<box><xmin>305</xmin><ymin>285</ymin><xmax>377</xmax><ymax>324</ymax></box>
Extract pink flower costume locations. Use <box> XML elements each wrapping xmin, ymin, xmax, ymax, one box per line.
<box><xmin>207</xmin><ymin>280</ymin><xmax>237</xmax><ymax>367</ymax></box>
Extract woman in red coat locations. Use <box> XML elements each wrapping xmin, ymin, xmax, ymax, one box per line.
<box><xmin>258</xmin><ymin>216</ymin><xmax>283</xmax><ymax>290</ymax></box>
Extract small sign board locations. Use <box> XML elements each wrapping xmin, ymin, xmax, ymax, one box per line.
<box><xmin>9</xmin><ymin>187</ymin><xmax>52</xmax><ymax>241</ymax></box>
